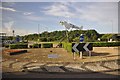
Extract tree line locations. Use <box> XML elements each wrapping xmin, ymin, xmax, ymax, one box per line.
<box><xmin>5</xmin><ymin>29</ymin><xmax>118</xmax><ymax>42</ymax></box>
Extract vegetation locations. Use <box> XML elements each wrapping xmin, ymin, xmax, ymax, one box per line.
<box><xmin>6</xmin><ymin>29</ymin><xmax>118</xmax><ymax>42</ymax></box>
<box><xmin>29</xmin><ymin>44</ymin><xmax>41</xmax><ymax>48</ymax></box>
<box><xmin>62</xmin><ymin>42</ymin><xmax>120</xmax><ymax>52</ymax></box>
<box><xmin>21</xmin><ymin>29</ymin><xmax>118</xmax><ymax>42</ymax></box>
<box><xmin>9</xmin><ymin>43</ymin><xmax>28</xmax><ymax>49</ymax></box>
<box><xmin>42</xmin><ymin>43</ymin><xmax>53</xmax><ymax>48</ymax></box>
<box><xmin>62</xmin><ymin>42</ymin><xmax>72</xmax><ymax>52</ymax></box>
<box><xmin>93</xmin><ymin>42</ymin><xmax>120</xmax><ymax>47</ymax></box>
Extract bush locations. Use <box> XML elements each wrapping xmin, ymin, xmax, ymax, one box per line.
<box><xmin>93</xmin><ymin>42</ymin><xmax>120</xmax><ymax>47</ymax></box>
<box><xmin>29</xmin><ymin>45</ymin><xmax>33</xmax><ymax>48</ymax></box>
<box><xmin>5</xmin><ymin>44</ymin><xmax>9</xmax><ymax>48</ymax></box>
<box><xmin>32</xmin><ymin>44</ymin><xmax>41</xmax><ymax>48</ymax></box>
<box><xmin>62</xmin><ymin>42</ymin><xmax>72</xmax><ymax>52</ymax></box>
<box><xmin>33</xmin><ymin>44</ymin><xmax>39</xmax><ymax>48</ymax></box>
<box><xmin>42</xmin><ymin>43</ymin><xmax>53</xmax><ymax>48</ymax></box>
<box><xmin>9</xmin><ymin>43</ymin><xmax>28</xmax><ymax>49</ymax></box>
<box><xmin>62</xmin><ymin>42</ymin><xmax>120</xmax><ymax>52</ymax></box>
<box><xmin>29</xmin><ymin>44</ymin><xmax>41</xmax><ymax>48</ymax></box>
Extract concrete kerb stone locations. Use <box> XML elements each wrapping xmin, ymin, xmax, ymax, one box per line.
<box><xmin>22</xmin><ymin>62</ymin><xmax>47</xmax><ymax>72</ymax></box>
<box><xmin>2</xmin><ymin>60</ymin><xmax>15</xmax><ymax>68</ymax></box>
<box><xmin>9</xmin><ymin>61</ymin><xmax>20</xmax><ymax>68</ymax></box>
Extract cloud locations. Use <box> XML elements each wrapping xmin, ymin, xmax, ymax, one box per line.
<box><xmin>0</xmin><ymin>7</ymin><xmax>16</xmax><ymax>12</ymax></box>
<box><xmin>42</xmin><ymin>2</ymin><xmax>75</xmax><ymax>17</ymax></box>
<box><xmin>44</xmin><ymin>2</ymin><xmax>117</xmax><ymax>26</ymax></box>
<box><xmin>42</xmin><ymin>2</ymin><xmax>118</xmax><ymax>33</ymax></box>
<box><xmin>23</xmin><ymin>12</ymin><xmax>33</xmax><ymax>15</ymax></box>
<box><xmin>25</xmin><ymin>15</ymin><xmax>44</xmax><ymax>21</ymax></box>
<box><xmin>2</xmin><ymin>21</ymin><xmax>14</xmax><ymax>35</ymax></box>
<box><xmin>2</xmin><ymin>21</ymin><xmax>31</xmax><ymax>36</ymax></box>
<box><xmin>22</xmin><ymin>11</ymin><xmax>43</xmax><ymax>21</ymax></box>
<box><xmin>2</xmin><ymin>2</ymin><xmax>15</xmax><ymax>7</ymax></box>
<box><xmin>75</xmin><ymin>3</ymin><xmax>118</xmax><ymax>22</ymax></box>
<box><xmin>4</xmin><ymin>21</ymin><xmax>14</xmax><ymax>32</ymax></box>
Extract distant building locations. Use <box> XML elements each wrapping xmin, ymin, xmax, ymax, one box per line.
<box><xmin>108</xmin><ymin>34</ymin><xmax>120</xmax><ymax>42</ymax></box>
<box><xmin>116</xmin><ymin>34</ymin><xmax>120</xmax><ymax>41</ymax></box>
<box><xmin>0</xmin><ymin>32</ymin><xmax>7</xmax><ymax>40</ymax></box>
<box><xmin>0</xmin><ymin>32</ymin><xmax>7</xmax><ymax>46</ymax></box>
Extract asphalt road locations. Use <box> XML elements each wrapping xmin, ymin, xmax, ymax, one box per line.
<box><xmin>2</xmin><ymin>71</ymin><xmax>119</xmax><ymax>78</ymax></box>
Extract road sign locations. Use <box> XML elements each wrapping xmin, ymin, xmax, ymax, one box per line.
<box><xmin>72</xmin><ymin>43</ymin><xmax>93</xmax><ymax>52</ymax></box>
<box><xmin>16</xmin><ymin>37</ymin><xmax>20</xmax><ymax>42</ymax></box>
<box><xmin>80</xmin><ymin>34</ymin><xmax>84</xmax><ymax>42</ymax></box>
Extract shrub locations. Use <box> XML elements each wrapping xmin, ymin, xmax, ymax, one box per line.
<box><xmin>62</xmin><ymin>42</ymin><xmax>120</xmax><ymax>52</ymax></box>
<box><xmin>56</xmin><ymin>43</ymin><xmax>62</xmax><ymax>48</ymax></box>
<box><xmin>9</xmin><ymin>43</ymin><xmax>28</xmax><ymax>49</ymax></box>
<box><xmin>42</xmin><ymin>43</ymin><xmax>53</xmax><ymax>48</ymax></box>
<box><xmin>93</xmin><ymin>42</ymin><xmax>120</xmax><ymax>47</ymax></box>
<box><xmin>5</xmin><ymin>44</ymin><xmax>9</xmax><ymax>48</ymax></box>
<box><xmin>32</xmin><ymin>44</ymin><xmax>39</xmax><ymax>48</ymax></box>
<box><xmin>62</xmin><ymin>42</ymin><xmax>72</xmax><ymax>52</ymax></box>
<box><xmin>33</xmin><ymin>44</ymin><xmax>41</xmax><ymax>48</ymax></box>
<box><xmin>29</xmin><ymin>44</ymin><xmax>41</xmax><ymax>48</ymax></box>
<box><xmin>29</xmin><ymin>45</ymin><xmax>33</xmax><ymax>48</ymax></box>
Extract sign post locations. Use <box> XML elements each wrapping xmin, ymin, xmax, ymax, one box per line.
<box><xmin>80</xmin><ymin>52</ymin><xmax>83</xmax><ymax>59</ymax></box>
<box><xmin>89</xmin><ymin>51</ymin><xmax>91</xmax><ymax>57</ymax></box>
<box><xmin>73</xmin><ymin>52</ymin><xmax>76</xmax><ymax>60</ymax></box>
<box><xmin>72</xmin><ymin>43</ymin><xmax>93</xmax><ymax>59</ymax></box>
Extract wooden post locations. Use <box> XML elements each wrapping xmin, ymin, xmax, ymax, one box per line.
<box><xmin>80</xmin><ymin>51</ymin><xmax>83</xmax><ymax>59</ymax></box>
<box><xmin>73</xmin><ymin>52</ymin><xmax>75</xmax><ymax>60</ymax></box>
<box><xmin>89</xmin><ymin>51</ymin><xmax>91</xmax><ymax>57</ymax></box>
<box><xmin>79</xmin><ymin>52</ymin><xmax>80</xmax><ymax>58</ymax></box>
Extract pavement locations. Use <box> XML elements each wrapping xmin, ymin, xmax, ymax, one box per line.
<box><xmin>1</xmin><ymin>47</ymin><xmax>119</xmax><ymax>78</ymax></box>
<box><xmin>2</xmin><ymin>59</ymin><xmax>119</xmax><ymax>78</ymax></box>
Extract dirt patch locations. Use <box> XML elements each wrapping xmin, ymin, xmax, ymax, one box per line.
<box><xmin>1</xmin><ymin>47</ymin><xmax>119</xmax><ymax>63</ymax></box>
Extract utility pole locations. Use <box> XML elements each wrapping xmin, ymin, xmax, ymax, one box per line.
<box><xmin>12</xmin><ymin>30</ymin><xmax>15</xmax><ymax>40</ymax></box>
<box><xmin>111</xmin><ymin>20</ymin><xmax>113</xmax><ymax>34</ymax></box>
<box><xmin>38</xmin><ymin>24</ymin><xmax>40</xmax><ymax>42</ymax></box>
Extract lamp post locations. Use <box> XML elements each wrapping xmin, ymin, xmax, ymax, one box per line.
<box><xmin>110</xmin><ymin>20</ymin><xmax>113</xmax><ymax>42</ymax></box>
<box><xmin>38</xmin><ymin>24</ymin><xmax>39</xmax><ymax>41</ymax></box>
<box><xmin>111</xmin><ymin>20</ymin><xmax>113</xmax><ymax>34</ymax></box>
<box><xmin>12</xmin><ymin>30</ymin><xmax>15</xmax><ymax>40</ymax></box>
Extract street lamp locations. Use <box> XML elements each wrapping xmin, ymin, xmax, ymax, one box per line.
<box><xmin>38</xmin><ymin>24</ymin><xmax>40</xmax><ymax>42</ymax></box>
<box><xmin>111</xmin><ymin>20</ymin><xmax>113</xmax><ymax>34</ymax></box>
<box><xmin>12</xmin><ymin>30</ymin><xmax>15</xmax><ymax>40</ymax></box>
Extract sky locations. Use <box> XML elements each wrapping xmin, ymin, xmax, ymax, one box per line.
<box><xmin>1</xmin><ymin>1</ymin><xmax>119</xmax><ymax>36</ymax></box>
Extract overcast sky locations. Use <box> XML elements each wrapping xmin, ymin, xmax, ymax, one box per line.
<box><xmin>1</xmin><ymin>2</ymin><xmax>118</xmax><ymax>36</ymax></box>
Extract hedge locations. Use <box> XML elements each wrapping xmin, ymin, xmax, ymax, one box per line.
<box><xmin>30</xmin><ymin>44</ymin><xmax>41</xmax><ymax>48</ymax></box>
<box><xmin>9</xmin><ymin>43</ymin><xmax>28</xmax><ymax>49</ymax></box>
<box><xmin>5</xmin><ymin>45</ymin><xmax>9</xmax><ymax>48</ymax></box>
<box><xmin>42</xmin><ymin>43</ymin><xmax>53</xmax><ymax>48</ymax></box>
<box><xmin>62</xmin><ymin>42</ymin><xmax>120</xmax><ymax>52</ymax></box>
<box><xmin>93</xmin><ymin>42</ymin><xmax>120</xmax><ymax>47</ymax></box>
<box><xmin>29</xmin><ymin>43</ymin><xmax>52</xmax><ymax>48</ymax></box>
<box><xmin>56</xmin><ymin>43</ymin><xmax>62</xmax><ymax>48</ymax></box>
<box><xmin>62</xmin><ymin>42</ymin><xmax>72</xmax><ymax>52</ymax></box>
